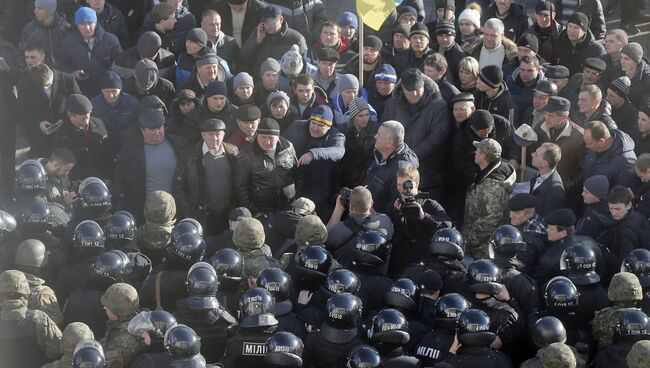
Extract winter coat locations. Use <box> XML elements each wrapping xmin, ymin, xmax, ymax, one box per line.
<box><xmin>207</xmin><ymin>0</ymin><xmax>266</xmax><ymax>48</ymax></box>
<box><xmin>535</xmin><ymin>120</ymin><xmax>586</xmax><ymax>195</ymax></box>
<box><xmin>19</xmin><ymin>12</ymin><xmax>72</xmax><ymax>67</ymax></box>
<box><xmin>56</xmin><ymin>25</ymin><xmax>123</xmax><ymax>96</ymax></box>
<box><xmin>558</xmin><ymin>0</ymin><xmax>606</xmax><ymax>40</ymax></box>
<box><xmin>505</xmin><ymin>69</ymin><xmax>545</xmax><ymax>120</ymax></box>
<box><xmin>141</xmin><ymin>5</ymin><xmax>196</xmax><ymax>56</ymax></box>
<box><xmin>183</xmin><ymin>98</ymin><xmax>239</xmax><ymax>145</ymax></box>
<box><xmin>392</xmin><ymin>47</ymin><xmax>435</xmax><ymax>76</ymax></box>
<box><xmin>463</xmin><ymin>160</ymin><xmax>516</xmax><ymax>259</ymax></box>
<box><xmin>111</xmin><ymin>46</ymin><xmax>177</xmax><ymax>84</ymax></box>
<box><xmin>96</xmin><ymin>3</ymin><xmax>130</xmax><ymax>48</ymax></box>
<box><xmin>628</xmin><ymin>60</ymin><xmax>650</xmax><ymax>109</ymax></box>
<box><xmin>529</xmin><ymin>20</ymin><xmax>564</xmax><ymax>53</ymax></box>
<box><xmin>481</xmin><ymin>2</ymin><xmax>533</xmax><ymax>43</ymax></box>
<box><xmin>234</xmin><ymin>137</ymin><xmax>302</xmax><ymax>214</ymax></box>
<box><xmin>381</xmin><ymin>75</ymin><xmax>452</xmax><ymax>191</ymax></box>
<box><xmin>468</xmin><ymin>38</ymin><xmax>519</xmax><ymax>67</ymax></box>
<box><xmin>51</xmin><ymin>116</ymin><xmax>110</xmax><ymax>181</ymax></box>
<box><xmin>543</xmin><ymin>29</ymin><xmax>605</xmax><ymax>76</ymax></box>
<box><xmin>571</xmin><ymin>100</ymin><xmax>617</xmax><ymax>130</ymax></box>
<box><xmin>172</xmin><ymin>142</ymin><xmax>239</xmax><ymax>222</ymax></box>
<box><xmin>338</xmin><ymin>119</ymin><xmax>380</xmax><ymax>189</ymax></box>
<box><xmin>634</xmin><ymin>182</ymin><xmax>650</xmax><ymax>220</ymax></box>
<box><xmin>433</xmin><ymin>43</ymin><xmax>466</xmax><ymax>80</ymax></box>
<box><xmin>584</xmin><ymin>129</ymin><xmax>638</xmax><ymax>189</ymax></box>
<box><xmin>290</xmin><ymin>84</ymin><xmax>329</xmax><ymax>120</ymax></box>
<box><xmin>265</xmin><ymin>0</ymin><xmax>327</xmax><ymax>49</ymax></box>
<box><xmin>600</xmin><ymin>211</ymin><xmax>650</xmax><ymax>273</ymax></box>
<box><xmin>90</xmin><ymin>92</ymin><xmax>140</xmax><ymax>160</ymax></box>
<box><xmin>239</xmin><ymin>20</ymin><xmax>307</xmax><ymax>77</ymax></box>
<box><xmin>576</xmin><ymin>201</ymin><xmax>612</xmax><ymax>239</ymax></box>
<box><xmin>283</xmin><ymin>120</ymin><xmax>345</xmax><ymax>203</ymax></box>
<box><xmin>112</xmin><ymin>134</ymin><xmax>188</xmax><ymax>223</ymax></box>
<box><xmin>474</xmin><ymin>83</ymin><xmax>516</xmax><ymax>124</ymax></box>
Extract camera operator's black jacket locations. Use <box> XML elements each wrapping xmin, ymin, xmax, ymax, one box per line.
<box><xmin>387</xmin><ymin>198</ymin><xmax>451</xmax><ymax>277</ymax></box>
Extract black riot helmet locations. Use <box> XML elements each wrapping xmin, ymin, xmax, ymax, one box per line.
<box><xmin>92</xmin><ymin>251</ymin><xmax>128</xmax><ymax>284</ymax></box>
<box><xmin>456</xmin><ymin>309</ymin><xmax>496</xmax><ymax>347</ymax></box>
<box><xmin>532</xmin><ymin>316</ymin><xmax>567</xmax><ymax>348</ymax></box>
<box><xmin>128</xmin><ymin>310</ymin><xmax>177</xmax><ymax>344</ymax></box>
<box><xmin>18</xmin><ymin>200</ymin><xmax>55</xmax><ymax>235</ymax></box>
<box><xmin>239</xmin><ymin>287</ymin><xmax>278</xmax><ymax>328</ymax></box>
<box><xmin>467</xmin><ymin>259</ymin><xmax>501</xmax><ymax>295</ymax></box>
<box><xmin>560</xmin><ymin>243</ymin><xmax>599</xmax><ymax>285</ymax></box>
<box><xmin>384</xmin><ymin>278</ymin><xmax>421</xmax><ymax>312</ymax></box>
<box><xmin>186</xmin><ymin>262</ymin><xmax>219</xmax><ymax>297</ymax></box>
<box><xmin>346</xmin><ymin>345</ymin><xmax>381</xmax><ymax>368</ymax></box>
<box><xmin>322</xmin><ymin>292</ymin><xmax>362</xmax><ymax>344</ymax></box>
<box><xmin>322</xmin><ymin>269</ymin><xmax>360</xmax><ymax>298</ymax></box>
<box><xmin>433</xmin><ymin>293</ymin><xmax>471</xmax><ymax>331</ymax></box>
<box><xmin>171</xmin><ymin>218</ymin><xmax>203</xmax><ymax>241</ymax></box>
<box><xmin>73</xmin><ymin>220</ymin><xmax>106</xmax><ymax>258</ymax></box>
<box><xmin>165</xmin><ymin>233</ymin><xmax>205</xmax><ymax>267</ymax></box>
<box><xmin>210</xmin><ymin>248</ymin><xmax>243</xmax><ymax>289</ymax></box>
<box><xmin>490</xmin><ymin>225</ymin><xmax>526</xmax><ymax>256</ymax></box>
<box><xmin>0</xmin><ymin>210</ymin><xmax>17</xmax><ymax>237</ymax></box>
<box><xmin>104</xmin><ymin>212</ymin><xmax>136</xmax><ymax>247</ymax></box>
<box><xmin>72</xmin><ymin>340</ymin><xmax>105</xmax><ymax>368</ymax></box>
<box><xmin>15</xmin><ymin>159</ymin><xmax>47</xmax><ymax>197</ymax></box>
<box><xmin>615</xmin><ymin>310</ymin><xmax>650</xmax><ymax>342</ymax></box>
<box><xmin>354</xmin><ymin>231</ymin><xmax>391</xmax><ymax>266</ymax></box>
<box><xmin>258</xmin><ymin>268</ymin><xmax>292</xmax><ymax>315</ymax></box>
<box><xmin>265</xmin><ymin>332</ymin><xmax>304</xmax><ymax>368</ymax></box>
<box><xmin>429</xmin><ymin>228</ymin><xmax>464</xmax><ymax>260</ymax></box>
<box><xmin>369</xmin><ymin>308</ymin><xmax>410</xmax><ymax>346</ymax></box>
<box><xmin>77</xmin><ymin>177</ymin><xmax>112</xmax><ymax>213</ymax></box>
<box><xmin>164</xmin><ymin>324</ymin><xmax>202</xmax><ymax>359</ymax></box>
<box><xmin>544</xmin><ymin>276</ymin><xmax>580</xmax><ymax>310</ymax></box>
<box><xmin>622</xmin><ymin>249</ymin><xmax>650</xmax><ymax>287</ymax></box>
<box><xmin>296</xmin><ymin>245</ymin><xmax>332</xmax><ymax>281</ymax></box>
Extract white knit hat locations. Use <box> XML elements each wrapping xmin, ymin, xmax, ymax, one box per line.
<box><xmin>458</xmin><ymin>8</ymin><xmax>481</xmax><ymax>29</ymax></box>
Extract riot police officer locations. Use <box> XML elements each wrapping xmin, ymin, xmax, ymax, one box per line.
<box><xmin>288</xmin><ymin>245</ymin><xmax>334</xmax><ymax>311</ymax></box>
<box><xmin>560</xmin><ymin>243</ymin><xmax>609</xmax><ymax>322</ymax></box>
<box><xmin>345</xmin><ymin>345</ymin><xmax>382</xmax><ymax>368</ymax></box>
<box><xmin>70</xmin><ymin>177</ymin><xmax>112</xmax><ymax>228</ymax></box>
<box><xmin>383</xmin><ymin>278</ymin><xmax>429</xmax><ymax>346</ymax></box>
<box><xmin>72</xmin><ymin>339</ymin><xmax>106</xmax><ymax>368</ymax></box>
<box><xmin>368</xmin><ymin>308</ymin><xmax>419</xmax><ymax>367</ymax></box>
<box><xmin>258</xmin><ymin>267</ymin><xmax>307</xmax><ymax>340</ymax></box>
<box><xmin>173</xmin><ymin>262</ymin><xmax>237</xmax><ymax>362</ymax></box>
<box><xmin>621</xmin><ymin>249</ymin><xmax>650</xmax><ymax>315</ymax></box>
<box><xmin>128</xmin><ymin>310</ymin><xmax>178</xmax><ymax>368</ymax></box>
<box><xmin>104</xmin><ymin>211</ymin><xmax>138</xmax><ymax>252</ymax></box>
<box><xmin>0</xmin><ymin>209</ymin><xmax>20</xmax><ymax>272</ymax></box>
<box><xmin>592</xmin><ymin>310</ymin><xmax>650</xmax><ymax>367</ymax></box>
<box><xmin>265</xmin><ymin>331</ymin><xmax>305</xmax><ymax>368</ymax></box>
<box><xmin>164</xmin><ymin>324</ymin><xmax>208</xmax><ymax>367</ymax></box>
<box><xmin>211</xmin><ymin>248</ymin><xmax>244</xmax><ymax>316</ymax></box>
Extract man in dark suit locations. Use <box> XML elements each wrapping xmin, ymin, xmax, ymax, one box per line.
<box><xmin>530</xmin><ymin>142</ymin><xmax>565</xmax><ymax>216</ymax></box>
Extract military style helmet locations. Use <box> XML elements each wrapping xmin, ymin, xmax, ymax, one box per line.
<box><xmin>384</xmin><ymin>278</ymin><xmax>421</xmax><ymax>312</ymax></box>
<box><xmin>61</xmin><ymin>323</ymin><xmax>95</xmax><ymax>356</ymax></box>
<box><xmin>258</xmin><ymin>268</ymin><xmax>292</xmax><ymax>315</ymax></box>
<box><xmin>128</xmin><ymin>310</ymin><xmax>177</xmax><ymax>341</ymax></box>
<box><xmin>544</xmin><ymin>276</ymin><xmax>580</xmax><ymax>309</ymax></box>
<box><xmin>171</xmin><ymin>218</ymin><xmax>203</xmax><ymax>241</ymax></box>
<box><xmin>622</xmin><ymin>249</ymin><xmax>650</xmax><ymax>287</ymax></box>
<box><xmin>166</xmin><ymin>233</ymin><xmax>205</xmax><ymax>266</ymax></box>
<box><xmin>429</xmin><ymin>228</ymin><xmax>464</xmax><ymax>260</ymax></box>
<box><xmin>296</xmin><ymin>245</ymin><xmax>332</xmax><ymax>281</ymax></box>
<box><xmin>186</xmin><ymin>262</ymin><xmax>219</xmax><ymax>297</ymax></box>
<box><xmin>615</xmin><ymin>310</ymin><xmax>650</xmax><ymax>341</ymax></box>
<box><xmin>19</xmin><ymin>200</ymin><xmax>55</xmax><ymax>235</ymax></box>
<box><xmin>100</xmin><ymin>283</ymin><xmax>139</xmax><ymax>317</ymax></box>
<box><xmin>15</xmin><ymin>159</ymin><xmax>47</xmax><ymax>197</ymax></box>
<box><xmin>323</xmin><ymin>292</ymin><xmax>363</xmax><ymax>344</ymax></box>
<box><xmin>0</xmin><ymin>270</ymin><xmax>30</xmax><ymax>298</ymax></box>
<box><xmin>456</xmin><ymin>309</ymin><xmax>496</xmax><ymax>347</ymax></box>
<box><xmin>533</xmin><ymin>316</ymin><xmax>567</xmax><ymax>348</ymax></box>
<box><xmin>354</xmin><ymin>231</ymin><xmax>391</xmax><ymax>266</ymax></box>
<box><xmin>72</xmin><ymin>340</ymin><xmax>105</xmax><ymax>368</ymax></box>
<box><xmin>14</xmin><ymin>239</ymin><xmax>47</xmax><ymax>270</ymax></box>
<box><xmin>164</xmin><ymin>324</ymin><xmax>201</xmax><ymax>359</ymax></box>
<box><xmin>467</xmin><ymin>259</ymin><xmax>501</xmax><ymax>295</ymax></box>
<box><xmin>92</xmin><ymin>251</ymin><xmax>128</xmax><ymax>284</ymax></box>
<box><xmin>560</xmin><ymin>243</ymin><xmax>600</xmax><ymax>285</ymax></box>
<box><xmin>104</xmin><ymin>212</ymin><xmax>136</xmax><ymax>246</ymax></box>
<box><xmin>239</xmin><ymin>287</ymin><xmax>277</xmax><ymax>328</ymax></box>
<box><xmin>369</xmin><ymin>308</ymin><xmax>410</xmax><ymax>345</ymax></box>
<box><xmin>323</xmin><ymin>269</ymin><xmax>360</xmax><ymax>298</ymax></box>
<box><xmin>433</xmin><ymin>293</ymin><xmax>471</xmax><ymax>331</ymax></box>
<box><xmin>608</xmin><ymin>272</ymin><xmax>643</xmax><ymax>303</ymax></box>
<box><xmin>490</xmin><ymin>225</ymin><xmax>526</xmax><ymax>256</ymax></box>
<box><xmin>77</xmin><ymin>177</ymin><xmax>111</xmax><ymax>213</ymax></box>
<box><xmin>346</xmin><ymin>345</ymin><xmax>381</xmax><ymax>368</ymax></box>
<box><xmin>265</xmin><ymin>332</ymin><xmax>304</xmax><ymax>368</ymax></box>
<box><xmin>210</xmin><ymin>248</ymin><xmax>243</xmax><ymax>287</ymax></box>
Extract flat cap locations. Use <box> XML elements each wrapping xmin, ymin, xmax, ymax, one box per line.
<box><xmin>544</xmin><ymin>209</ymin><xmax>576</xmax><ymax>227</ymax></box>
<box><xmin>508</xmin><ymin>193</ymin><xmax>538</xmax><ymax>211</ymax></box>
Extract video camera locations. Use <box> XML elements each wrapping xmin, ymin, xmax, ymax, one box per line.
<box><xmin>398</xmin><ymin>180</ymin><xmax>428</xmax><ymax>219</ymax></box>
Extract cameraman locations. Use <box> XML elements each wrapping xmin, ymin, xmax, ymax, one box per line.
<box><xmin>387</xmin><ymin>164</ymin><xmax>451</xmax><ymax>277</ymax></box>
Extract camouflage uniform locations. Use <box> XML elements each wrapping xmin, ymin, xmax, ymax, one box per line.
<box><xmin>135</xmin><ymin>191</ymin><xmax>176</xmax><ymax>264</ymax></box>
<box><xmin>462</xmin><ymin>154</ymin><xmax>516</xmax><ymax>259</ymax></box>
<box><xmin>100</xmin><ymin>283</ymin><xmax>143</xmax><ymax>368</ymax></box>
<box><xmin>539</xmin><ymin>342</ymin><xmax>577</xmax><ymax>368</ymax></box>
<box><xmin>627</xmin><ymin>340</ymin><xmax>650</xmax><ymax>368</ymax></box>
<box><xmin>0</xmin><ymin>270</ymin><xmax>62</xmax><ymax>364</ymax></box>
<box><xmin>591</xmin><ymin>272</ymin><xmax>643</xmax><ymax>349</ymax></box>
<box><xmin>290</xmin><ymin>215</ymin><xmax>341</xmax><ymax>271</ymax></box>
<box><xmin>520</xmin><ymin>344</ymin><xmax>586</xmax><ymax>368</ymax></box>
<box><xmin>234</xmin><ymin>218</ymin><xmax>281</xmax><ymax>279</ymax></box>
<box><xmin>43</xmin><ymin>322</ymin><xmax>94</xmax><ymax>368</ymax></box>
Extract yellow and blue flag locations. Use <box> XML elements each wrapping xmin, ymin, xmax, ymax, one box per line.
<box><xmin>356</xmin><ymin>0</ymin><xmax>403</xmax><ymax>31</ymax></box>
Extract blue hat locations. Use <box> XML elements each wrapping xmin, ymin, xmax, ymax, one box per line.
<box><xmin>337</xmin><ymin>12</ymin><xmax>358</xmax><ymax>29</ymax></box>
<box><xmin>204</xmin><ymin>80</ymin><xmax>228</xmax><ymax>98</ymax></box>
<box><xmin>100</xmin><ymin>70</ymin><xmax>122</xmax><ymax>89</ymax></box>
<box><xmin>75</xmin><ymin>7</ymin><xmax>97</xmax><ymax>25</ymax></box>
<box><xmin>310</xmin><ymin>105</ymin><xmax>334</xmax><ymax>126</ymax></box>
<box><xmin>374</xmin><ymin>64</ymin><xmax>397</xmax><ymax>83</ymax></box>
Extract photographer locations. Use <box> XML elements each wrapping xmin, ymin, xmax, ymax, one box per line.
<box><xmin>387</xmin><ymin>164</ymin><xmax>452</xmax><ymax>277</ymax></box>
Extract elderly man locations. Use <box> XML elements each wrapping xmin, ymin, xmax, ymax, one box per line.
<box><xmin>463</xmin><ymin>138</ymin><xmax>516</xmax><ymax>259</ymax></box>
<box><xmin>507</xmin><ymin>193</ymin><xmax>547</xmax><ymax>274</ymax></box>
<box><xmin>226</xmin><ymin>104</ymin><xmax>260</xmax><ymax>150</ymax></box>
<box><xmin>179</xmin><ymin>51</ymin><xmax>229</xmax><ymax>97</ymax></box>
<box><xmin>583</xmin><ymin>120</ymin><xmax>638</xmax><ymax>189</ymax></box>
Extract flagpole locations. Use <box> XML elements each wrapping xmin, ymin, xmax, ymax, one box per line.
<box><xmin>358</xmin><ymin>13</ymin><xmax>364</xmax><ymax>87</ymax></box>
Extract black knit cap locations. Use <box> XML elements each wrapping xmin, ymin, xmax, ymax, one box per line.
<box><xmin>435</xmin><ymin>21</ymin><xmax>456</xmax><ymax>36</ymax></box>
<box><xmin>364</xmin><ymin>35</ymin><xmax>383</xmax><ymax>51</ymax></box>
<box><xmin>567</xmin><ymin>12</ymin><xmax>589</xmax><ymax>32</ymax></box>
<box><xmin>544</xmin><ymin>208</ymin><xmax>576</xmax><ymax>227</ymax></box>
<box><xmin>508</xmin><ymin>193</ymin><xmax>537</xmax><ymax>211</ymax></box>
<box><xmin>479</xmin><ymin>65</ymin><xmax>503</xmax><ymax>89</ymax></box>
<box><xmin>65</xmin><ymin>94</ymin><xmax>92</xmax><ymax>114</ymax></box>
<box><xmin>401</xmin><ymin>68</ymin><xmax>425</xmax><ymax>91</ymax></box>
<box><xmin>394</xmin><ymin>23</ymin><xmax>411</xmax><ymax>36</ymax></box>
<box><xmin>517</xmin><ymin>33</ymin><xmax>539</xmax><ymax>54</ymax></box>
<box><xmin>409</xmin><ymin>22</ymin><xmax>429</xmax><ymax>39</ymax></box>
<box><xmin>420</xmin><ymin>270</ymin><xmax>443</xmax><ymax>291</ymax></box>
<box><xmin>469</xmin><ymin>110</ymin><xmax>494</xmax><ymax>130</ymax></box>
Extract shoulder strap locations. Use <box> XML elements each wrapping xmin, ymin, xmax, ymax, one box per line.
<box><xmin>155</xmin><ymin>271</ymin><xmax>164</xmax><ymax>311</ymax></box>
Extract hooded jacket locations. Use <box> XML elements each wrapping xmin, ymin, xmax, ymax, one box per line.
<box><xmin>381</xmin><ymin>74</ymin><xmax>451</xmax><ymax>191</ymax></box>
<box><xmin>584</xmin><ymin>129</ymin><xmax>638</xmax><ymax>189</ymax></box>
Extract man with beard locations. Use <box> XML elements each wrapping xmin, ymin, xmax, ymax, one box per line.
<box><xmin>343</xmin><ymin>35</ymin><xmax>385</xmax><ymax>91</ymax></box>
<box><xmin>381</xmin><ymin>24</ymin><xmax>411</xmax><ymax>66</ymax></box>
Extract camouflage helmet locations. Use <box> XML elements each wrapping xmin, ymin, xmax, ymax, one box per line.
<box><xmin>233</xmin><ymin>218</ymin><xmax>265</xmax><ymax>250</ymax></box>
<box><xmin>0</xmin><ymin>270</ymin><xmax>30</xmax><ymax>297</ymax></box>
<box><xmin>14</xmin><ymin>239</ymin><xmax>47</xmax><ymax>268</ymax></box>
<box><xmin>539</xmin><ymin>342</ymin><xmax>576</xmax><ymax>368</ymax></box>
<box><xmin>144</xmin><ymin>191</ymin><xmax>176</xmax><ymax>226</ymax></box>
<box><xmin>61</xmin><ymin>322</ymin><xmax>94</xmax><ymax>356</ymax></box>
<box><xmin>101</xmin><ymin>283</ymin><xmax>139</xmax><ymax>317</ymax></box>
<box><xmin>295</xmin><ymin>215</ymin><xmax>327</xmax><ymax>248</ymax></box>
<box><xmin>627</xmin><ymin>340</ymin><xmax>650</xmax><ymax>368</ymax></box>
<box><xmin>608</xmin><ymin>272</ymin><xmax>643</xmax><ymax>303</ymax></box>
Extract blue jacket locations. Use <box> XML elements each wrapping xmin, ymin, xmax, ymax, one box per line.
<box><xmin>91</xmin><ymin>92</ymin><xmax>140</xmax><ymax>159</ymax></box>
<box><xmin>584</xmin><ymin>129</ymin><xmax>639</xmax><ymax>189</ymax></box>
<box><xmin>330</xmin><ymin>88</ymin><xmax>377</xmax><ymax>126</ymax></box>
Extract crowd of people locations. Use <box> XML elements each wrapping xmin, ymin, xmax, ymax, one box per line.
<box><xmin>2</xmin><ymin>0</ymin><xmax>650</xmax><ymax>367</ymax></box>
